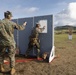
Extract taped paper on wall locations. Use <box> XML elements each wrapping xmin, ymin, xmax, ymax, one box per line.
<box><xmin>39</xmin><ymin>20</ymin><xmax>47</xmax><ymax>33</ymax></box>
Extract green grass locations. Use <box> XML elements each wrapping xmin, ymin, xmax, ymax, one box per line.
<box><xmin>55</xmin><ymin>34</ymin><xmax>76</xmax><ymax>48</ymax></box>
<box><xmin>53</xmin><ymin>34</ymin><xmax>76</xmax><ymax>75</ymax></box>
<box><xmin>54</xmin><ymin>33</ymin><xmax>76</xmax><ymax>63</ymax></box>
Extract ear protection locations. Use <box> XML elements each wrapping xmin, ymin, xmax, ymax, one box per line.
<box><xmin>4</xmin><ymin>11</ymin><xmax>12</xmax><ymax>18</ymax></box>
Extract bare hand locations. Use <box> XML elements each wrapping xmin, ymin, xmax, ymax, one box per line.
<box><xmin>23</xmin><ymin>22</ymin><xmax>27</xmax><ymax>26</ymax></box>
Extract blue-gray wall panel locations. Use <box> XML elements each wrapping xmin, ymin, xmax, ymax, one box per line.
<box><xmin>18</xmin><ymin>18</ymin><xmax>33</xmax><ymax>54</ymax></box>
<box><xmin>13</xmin><ymin>15</ymin><xmax>53</xmax><ymax>57</ymax></box>
<box><xmin>34</xmin><ymin>15</ymin><xmax>53</xmax><ymax>56</ymax></box>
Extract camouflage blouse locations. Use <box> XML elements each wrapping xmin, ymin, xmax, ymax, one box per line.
<box><xmin>0</xmin><ymin>19</ymin><xmax>25</xmax><ymax>47</ymax></box>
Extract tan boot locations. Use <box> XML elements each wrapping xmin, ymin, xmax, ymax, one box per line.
<box><xmin>0</xmin><ymin>64</ymin><xmax>5</xmax><ymax>72</ymax></box>
<box><xmin>10</xmin><ymin>68</ymin><xmax>16</xmax><ymax>75</ymax></box>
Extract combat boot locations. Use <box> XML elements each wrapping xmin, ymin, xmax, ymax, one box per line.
<box><xmin>0</xmin><ymin>64</ymin><xmax>5</xmax><ymax>72</ymax></box>
<box><xmin>10</xmin><ymin>68</ymin><xmax>16</xmax><ymax>75</ymax></box>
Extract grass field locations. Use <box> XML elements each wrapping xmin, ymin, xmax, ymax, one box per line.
<box><xmin>54</xmin><ymin>34</ymin><xmax>76</xmax><ymax>75</ymax></box>
<box><xmin>0</xmin><ymin>34</ymin><xmax>76</xmax><ymax>75</ymax></box>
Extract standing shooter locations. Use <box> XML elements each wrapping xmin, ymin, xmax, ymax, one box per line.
<box><xmin>0</xmin><ymin>11</ymin><xmax>27</xmax><ymax>74</ymax></box>
<box><xmin>25</xmin><ymin>23</ymin><xmax>45</xmax><ymax>59</ymax></box>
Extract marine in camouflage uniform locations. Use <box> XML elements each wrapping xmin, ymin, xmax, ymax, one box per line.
<box><xmin>0</xmin><ymin>11</ymin><xmax>27</xmax><ymax>74</ymax></box>
<box><xmin>25</xmin><ymin>23</ymin><xmax>45</xmax><ymax>59</ymax></box>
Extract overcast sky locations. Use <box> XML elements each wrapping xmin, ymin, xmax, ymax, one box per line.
<box><xmin>0</xmin><ymin>0</ymin><xmax>76</xmax><ymax>19</ymax></box>
<box><xmin>54</xmin><ymin>2</ymin><xmax>76</xmax><ymax>26</ymax></box>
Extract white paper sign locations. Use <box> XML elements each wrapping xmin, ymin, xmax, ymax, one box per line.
<box><xmin>39</xmin><ymin>20</ymin><xmax>47</xmax><ymax>33</ymax></box>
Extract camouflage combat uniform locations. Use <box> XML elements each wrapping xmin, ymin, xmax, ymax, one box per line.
<box><xmin>25</xmin><ymin>27</ymin><xmax>45</xmax><ymax>58</ymax></box>
<box><xmin>0</xmin><ymin>19</ymin><xmax>25</xmax><ymax>68</ymax></box>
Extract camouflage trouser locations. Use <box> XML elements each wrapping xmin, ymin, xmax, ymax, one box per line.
<box><xmin>25</xmin><ymin>39</ymin><xmax>40</xmax><ymax>58</ymax></box>
<box><xmin>0</xmin><ymin>45</ymin><xmax>16</xmax><ymax>68</ymax></box>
